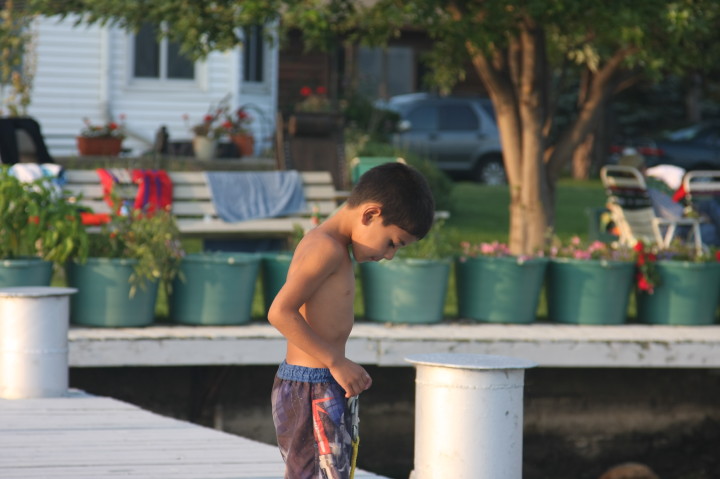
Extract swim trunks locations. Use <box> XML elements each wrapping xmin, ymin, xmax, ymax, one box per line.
<box><xmin>271</xmin><ymin>361</ymin><xmax>353</xmax><ymax>479</ymax></box>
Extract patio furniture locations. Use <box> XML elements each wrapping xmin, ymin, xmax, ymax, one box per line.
<box><xmin>600</xmin><ymin>165</ymin><xmax>703</xmax><ymax>252</ymax></box>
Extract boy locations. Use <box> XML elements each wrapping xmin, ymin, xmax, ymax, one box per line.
<box><xmin>268</xmin><ymin>162</ymin><xmax>435</xmax><ymax>479</ymax></box>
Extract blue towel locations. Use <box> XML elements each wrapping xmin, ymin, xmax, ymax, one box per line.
<box><xmin>206</xmin><ymin>170</ymin><xmax>307</xmax><ymax>222</ymax></box>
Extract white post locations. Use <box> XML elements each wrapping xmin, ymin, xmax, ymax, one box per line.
<box><xmin>406</xmin><ymin>353</ymin><xmax>537</xmax><ymax>479</ymax></box>
<box><xmin>0</xmin><ymin>287</ymin><xmax>77</xmax><ymax>399</ymax></box>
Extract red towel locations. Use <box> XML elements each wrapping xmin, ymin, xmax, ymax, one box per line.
<box><xmin>96</xmin><ymin>168</ymin><xmax>173</xmax><ymax>215</ymax></box>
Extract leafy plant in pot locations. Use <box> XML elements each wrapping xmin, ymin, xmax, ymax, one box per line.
<box><xmin>634</xmin><ymin>240</ymin><xmax>720</xmax><ymax>325</ymax></box>
<box><xmin>359</xmin><ymin>219</ymin><xmax>453</xmax><ymax>324</ymax></box>
<box><xmin>67</xmin><ymin>201</ymin><xmax>184</xmax><ymax>327</ymax></box>
<box><xmin>76</xmin><ymin>116</ymin><xmax>127</xmax><ymax>156</ymax></box>
<box><xmin>0</xmin><ymin>166</ymin><xmax>89</xmax><ymax>286</ymax></box>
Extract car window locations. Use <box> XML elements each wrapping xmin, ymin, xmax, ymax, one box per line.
<box><xmin>438</xmin><ymin>104</ymin><xmax>478</xmax><ymax>131</ymax></box>
<box><xmin>406</xmin><ymin>105</ymin><xmax>437</xmax><ymax>131</ymax></box>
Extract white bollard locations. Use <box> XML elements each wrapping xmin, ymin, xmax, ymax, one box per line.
<box><xmin>0</xmin><ymin>287</ymin><xmax>77</xmax><ymax>399</ymax></box>
<box><xmin>406</xmin><ymin>353</ymin><xmax>537</xmax><ymax>479</ymax></box>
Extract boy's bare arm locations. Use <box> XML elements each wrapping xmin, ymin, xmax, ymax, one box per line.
<box><xmin>267</xmin><ymin>236</ymin><xmax>371</xmax><ymax>397</ymax></box>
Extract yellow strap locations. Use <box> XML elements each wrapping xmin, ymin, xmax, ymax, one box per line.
<box><xmin>350</xmin><ymin>437</ymin><xmax>360</xmax><ymax>479</ymax></box>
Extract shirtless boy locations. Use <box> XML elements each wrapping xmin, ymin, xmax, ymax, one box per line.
<box><xmin>268</xmin><ymin>162</ymin><xmax>435</xmax><ymax>479</ymax></box>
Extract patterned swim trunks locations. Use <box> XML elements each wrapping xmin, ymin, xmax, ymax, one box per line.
<box><xmin>271</xmin><ymin>361</ymin><xmax>353</xmax><ymax>479</ymax></box>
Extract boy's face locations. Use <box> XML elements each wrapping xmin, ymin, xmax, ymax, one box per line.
<box><xmin>351</xmin><ymin>206</ymin><xmax>418</xmax><ymax>263</ymax></box>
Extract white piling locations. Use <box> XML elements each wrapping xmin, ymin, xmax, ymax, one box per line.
<box><xmin>0</xmin><ymin>287</ymin><xmax>77</xmax><ymax>399</ymax></box>
<box><xmin>406</xmin><ymin>353</ymin><xmax>537</xmax><ymax>479</ymax></box>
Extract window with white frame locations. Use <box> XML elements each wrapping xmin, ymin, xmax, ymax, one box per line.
<box><xmin>134</xmin><ymin>23</ymin><xmax>194</xmax><ymax>80</ymax></box>
<box><xmin>243</xmin><ymin>26</ymin><xmax>264</xmax><ymax>83</ymax></box>
<box><xmin>241</xmin><ymin>25</ymin><xmax>271</xmax><ymax>93</ymax></box>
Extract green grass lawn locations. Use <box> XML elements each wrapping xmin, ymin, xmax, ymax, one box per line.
<box><xmin>445</xmin><ymin>178</ymin><xmax>606</xmax><ymax>243</ymax></box>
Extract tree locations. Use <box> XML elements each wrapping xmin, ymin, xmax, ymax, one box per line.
<box><xmin>1</xmin><ymin>0</ymin><xmax>36</xmax><ymax>116</ymax></box>
<box><xmin>29</xmin><ymin>0</ymin><xmax>720</xmax><ymax>253</ymax></box>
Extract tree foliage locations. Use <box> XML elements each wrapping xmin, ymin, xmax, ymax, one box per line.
<box><xmin>28</xmin><ymin>0</ymin><xmax>720</xmax><ymax>253</ymax></box>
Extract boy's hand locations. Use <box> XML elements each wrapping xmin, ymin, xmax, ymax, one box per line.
<box><xmin>330</xmin><ymin>358</ymin><xmax>372</xmax><ymax>398</ymax></box>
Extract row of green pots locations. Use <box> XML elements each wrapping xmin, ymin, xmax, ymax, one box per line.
<box><xmin>454</xmin><ymin>256</ymin><xmax>720</xmax><ymax>326</ymax></box>
<box><xmin>362</xmin><ymin>255</ymin><xmax>720</xmax><ymax>326</ymax></box>
<box><xmin>3</xmin><ymin>254</ymin><xmax>719</xmax><ymax>327</ymax></box>
<box><xmin>69</xmin><ymin>253</ymin><xmax>284</xmax><ymax>327</ymax></box>
<box><xmin>0</xmin><ymin>253</ymin><xmax>288</xmax><ymax>327</ymax></box>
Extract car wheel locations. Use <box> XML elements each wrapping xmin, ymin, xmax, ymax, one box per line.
<box><xmin>474</xmin><ymin>156</ymin><xmax>506</xmax><ymax>185</ymax></box>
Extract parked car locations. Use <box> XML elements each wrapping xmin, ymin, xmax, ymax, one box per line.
<box><xmin>379</xmin><ymin>93</ymin><xmax>506</xmax><ymax>184</ymax></box>
<box><xmin>609</xmin><ymin>123</ymin><xmax>720</xmax><ymax>170</ymax></box>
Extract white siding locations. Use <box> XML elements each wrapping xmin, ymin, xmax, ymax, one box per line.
<box><xmin>27</xmin><ymin>15</ymin><xmax>278</xmax><ymax>158</ymax></box>
<box><xmin>28</xmin><ymin>15</ymin><xmax>104</xmax><ymax>156</ymax></box>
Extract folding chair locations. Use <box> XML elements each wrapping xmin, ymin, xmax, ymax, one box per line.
<box><xmin>600</xmin><ymin>165</ymin><xmax>703</xmax><ymax>253</ymax></box>
<box><xmin>682</xmin><ymin>170</ymin><xmax>720</xmax><ymax>206</ymax></box>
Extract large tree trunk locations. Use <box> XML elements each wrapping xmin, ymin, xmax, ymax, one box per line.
<box><xmin>460</xmin><ymin>12</ymin><xmax>635</xmax><ymax>254</ymax></box>
<box><xmin>467</xmin><ymin>21</ymin><xmax>551</xmax><ymax>255</ymax></box>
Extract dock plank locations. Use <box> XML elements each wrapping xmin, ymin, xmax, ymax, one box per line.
<box><xmin>0</xmin><ymin>391</ymin><xmax>389</xmax><ymax>479</ymax></box>
<box><xmin>68</xmin><ymin>322</ymin><xmax>720</xmax><ymax>368</ymax></box>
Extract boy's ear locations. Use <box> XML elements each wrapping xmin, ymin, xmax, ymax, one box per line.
<box><xmin>361</xmin><ymin>204</ymin><xmax>383</xmax><ymax>225</ymax></box>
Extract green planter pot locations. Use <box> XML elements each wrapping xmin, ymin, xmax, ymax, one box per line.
<box><xmin>0</xmin><ymin>258</ymin><xmax>53</xmax><ymax>287</ymax></box>
<box><xmin>360</xmin><ymin>258</ymin><xmax>451</xmax><ymax>324</ymax></box>
<box><xmin>637</xmin><ymin>261</ymin><xmax>720</xmax><ymax>325</ymax></box>
<box><xmin>170</xmin><ymin>252</ymin><xmax>260</xmax><ymax>325</ymax></box>
<box><xmin>260</xmin><ymin>252</ymin><xmax>292</xmax><ymax>316</ymax></box>
<box><xmin>67</xmin><ymin>258</ymin><xmax>159</xmax><ymax>327</ymax></box>
<box><xmin>456</xmin><ymin>256</ymin><xmax>548</xmax><ymax>323</ymax></box>
<box><xmin>546</xmin><ymin>258</ymin><xmax>634</xmax><ymax>325</ymax></box>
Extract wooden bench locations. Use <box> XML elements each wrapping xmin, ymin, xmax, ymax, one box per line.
<box><xmin>63</xmin><ymin>169</ymin><xmax>344</xmax><ymax>240</ymax></box>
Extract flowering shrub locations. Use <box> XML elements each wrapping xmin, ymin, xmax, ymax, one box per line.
<box><xmin>458</xmin><ymin>240</ymin><xmax>543</xmax><ymax>263</ymax></box>
<box><xmin>87</xmin><ymin>204</ymin><xmax>184</xmax><ymax>296</ymax></box>
<box><xmin>184</xmin><ymin>111</ymin><xmax>227</xmax><ymax>139</ymax></box>
<box><xmin>80</xmin><ymin>115</ymin><xmax>126</xmax><ymax>139</ymax></box>
<box><xmin>459</xmin><ymin>240</ymin><xmax>511</xmax><ymax>258</ymax></box>
<box><xmin>634</xmin><ymin>240</ymin><xmax>720</xmax><ymax>295</ymax></box>
<box><xmin>295</xmin><ymin>85</ymin><xmax>332</xmax><ymax>112</ymax></box>
<box><xmin>548</xmin><ymin>236</ymin><xmax>634</xmax><ymax>261</ymax></box>
<box><xmin>185</xmin><ymin>95</ymin><xmax>254</xmax><ymax>138</ymax></box>
<box><xmin>221</xmin><ymin>106</ymin><xmax>253</xmax><ymax>135</ymax></box>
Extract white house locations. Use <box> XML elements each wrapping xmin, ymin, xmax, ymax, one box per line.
<box><xmin>26</xmin><ymin>15</ymin><xmax>279</xmax><ymax>158</ymax></box>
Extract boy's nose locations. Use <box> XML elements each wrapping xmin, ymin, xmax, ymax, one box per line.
<box><xmin>383</xmin><ymin>249</ymin><xmax>396</xmax><ymax>260</ymax></box>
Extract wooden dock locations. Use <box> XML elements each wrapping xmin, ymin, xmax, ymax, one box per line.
<box><xmin>68</xmin><ymin>322</ymin><xmax>720</xmax><ymax>369</ymax></box>
<box><xmin>0</xmin><ymin>390</ymin><xmax>389</xmax><ymax>479</ymax></box>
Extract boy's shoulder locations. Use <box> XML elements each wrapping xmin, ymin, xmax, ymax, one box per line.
<box><xmin>295</xmin><ymin>227</ymin><xmax>349</xmax><ymax>262</ymax></box>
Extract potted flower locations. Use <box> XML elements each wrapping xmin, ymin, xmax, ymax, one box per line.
<box><xmin>635</xmin><ymin>240</ymin><xmax>720</xmax><ymax>325</ymax></box>
<box><xmin>545</xmin><ymin>236</ymin><xmax>636</xmax><ymax>325</ymax></box>
<box><xmin>76</xmin><ymin>115</ymin><xmax>126</xmax><ymax>156</ymax></box>
<box><xmin>222</xmin><ymin>105</ymin><xmax>255</xmax><ymax>157</ymax></box>
<box><xmin>359</xmin><ymin>220</ymin><xmax>453</xmax><ymax>324</ymax></box>
<box><xmin>184</xmin><ymin>98</ymin><xmax>230</xmax><ymax>160</ymax></box>
<box><xmin>0</xmin><ymin>167</ymin><xmax>89</xmax><ymax>286</ymax></box>
<box><xmin>288</xmin><ymin>85</ymin><xmax>342</xmax><ymax>136</ymax></box>
<box><xmin>67</xmin><ymin>204</ymin><xmax>184</xmax><ymax>327</ymax></box>
<box><xmin>455</xmin><ymin>241</ymin><xmax>548</xmax><ymax>324</ymax></box>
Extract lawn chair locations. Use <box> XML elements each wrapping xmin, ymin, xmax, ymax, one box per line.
<box><xmin>681</xmin><ymin>170</ymin><xmax>720</xmax><ymax>207</ymax></box>
<box><xmin>600</xmin><ymin>165</ymin><xmax>703</xmax><ymax>253</ymax></box>
<box><xmin>0</xmin><ymin>117</ymin><xmax>55</xmax><ymax>165</ymax></box>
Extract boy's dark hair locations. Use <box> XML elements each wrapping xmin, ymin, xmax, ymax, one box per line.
<box><xmin>347</xmin><ymin>162</ymin><xmax>435</xmax><ymax>239</ymax></box>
